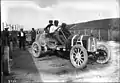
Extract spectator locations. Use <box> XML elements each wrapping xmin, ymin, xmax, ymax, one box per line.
<box><xmin>9</xmin><ymin>32</ymin><xmax>13</xmax><ymax>51</ymax></box>
<box><xmin>11</xmin><ymin>30</ymin><xmax>18</xmax><ymax>48</ymax></box>
<box><xmin>18</xmin><ymin>28</ymin><xmax>26</xmax><ymax>50</ymax></box>
<box><xmin>37</xmin><ymin>29</ymin><xmax>40</xmax><ymax>34</ymax></box>
<box><xmin>31</xmin><ymin>28</ymin><xmax>36</xmax><ymax>43</ymax></box>
<box><xmin>2</xmin><ymin>27</ymin><xmax>10</xmax><ymax>46</ymax></box>
<box><xmin>2</xmin><ymin>28</ymin><xmax>13</xmax><ymax>60</ymax></box>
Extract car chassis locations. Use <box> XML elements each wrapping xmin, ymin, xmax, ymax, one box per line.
<box><xmin>32</xmin><ymin>27</ymin><xmax>111</xmax><ymax>69</ymax></box>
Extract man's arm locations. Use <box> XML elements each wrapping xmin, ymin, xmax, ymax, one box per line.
<box><xmin>44</xmin><ymin>24</ymin><xmax>50</xmax><ymax>30</ymax></box>
<box><xmin>44</xmin><ymin>24</ymin><xmax>50</xmax><ymax>33</ymax></box>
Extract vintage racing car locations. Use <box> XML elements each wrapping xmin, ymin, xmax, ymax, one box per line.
<box><xmin>31</xmin><ymin>25</ymin><xmax>111</xmax><ymax>69</ymax></box>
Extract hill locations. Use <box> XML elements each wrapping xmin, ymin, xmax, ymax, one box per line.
<box><xmin>67</xmin><ymin>18</ymin><xmax>120</xmax><ymax>30</ymax></box>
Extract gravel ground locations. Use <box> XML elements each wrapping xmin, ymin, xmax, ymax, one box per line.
<box><xmin>4</xmin><ymin>41</ymin><xmax>120</xmax><ymax>83</ymax></box>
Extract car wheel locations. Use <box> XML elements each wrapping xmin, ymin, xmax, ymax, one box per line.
<box><xmin>32</xmin><ymin>41</ymin><xmax>48</xmax><ymax>58</ymax></box>
<box><xmin>70</xmin><ymin>44</ymin><xmax>88</xmax><ymax>69</ymax></box>
<box><xmin>32</xmin><ymin>42</ymin><xmax>41</xmax><ymax>58</ymax></box>
<box><xmin>96</xmin><ymin>42</ymin><xmax>111</xmax><ymax>64</ymax></box>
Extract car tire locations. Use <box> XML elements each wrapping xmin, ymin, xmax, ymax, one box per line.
<box><xmin>70</xmin><ymin>44</ymin><xmax>88</xmax><ymax>69</ymax></box>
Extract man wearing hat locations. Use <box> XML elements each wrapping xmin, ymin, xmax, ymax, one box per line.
<box><xmin>18</xmin><ymin>28</ymin><xmax>26</xmax><ymax>50</ymax></box>
<box><xmin>44</xmin><ymin>20</ymin><xmax>53</xmax><ymax>34</ymax></box>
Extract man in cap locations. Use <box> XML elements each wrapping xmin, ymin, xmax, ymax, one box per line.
<box><xmin>44</xmin><ymin>20</ymin><xmax>53</xmax><ymax>34</ymax></box>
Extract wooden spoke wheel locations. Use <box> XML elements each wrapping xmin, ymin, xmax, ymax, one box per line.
<box><xmin>70</xmin><ymin>45</ymin><xmax>88</xmax><ymax>69</ymax></box>
<box><xmin>32</xmin><ymin>41</ymin><xmax>48</xmax><ymax>58</ymax></box>
<box><xmin>32</xmin><ymin>42</ymin><xmax>41</xmax><ymax>58</ymax></box>
<box><xmin>96</xmin><ymin>43</ymin><xmax>111</xmax><ymax>64</ymax></box>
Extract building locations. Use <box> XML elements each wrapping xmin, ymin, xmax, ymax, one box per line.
<box><xmin>67</xmin><ymin>18</ymin><xmax>120</xmax><ymax>41</ymax></box>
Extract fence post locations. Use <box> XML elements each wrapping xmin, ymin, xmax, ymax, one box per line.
<box><xmin>91</xmin><ymin>29</ymin><xmax>93</xmax><ymax>34</ymax></box>
<box><xmin>84</xmin><ymin>29</ymin><xmax>86</xmax><ymax>35</ymax></box>
<box><xmin>79</xmin><ymin>30</ymin><xmax>80</xmax><ymax>35</ymax></box>
<box><xmin>98</xmin><ymin>29</ymin><xmax>101</xmax><ymax>40</ymax></box>
<box><xmin>4</xmin><ymin>46</ymin><xmax>11</xmax><ymax>74</ymax></box>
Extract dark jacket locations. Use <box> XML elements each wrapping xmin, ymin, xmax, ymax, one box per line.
<box><xmin>44</xmin><ymin>24</ymin><xmax>53</xmax><ymax>33</ymax></box>
<box><xmin>31</xmin><ymin>30</ymin><xmax>36</xmax><ymax>39</ymax></box>
<box><xmin>3</xmin><ymin>30</ymin><xmax>9</xmax><ymax>38</ymax></box>
<box><xmin>2</xmin><ymin>30</ymin><xmax>10</xmax><ymax>46</ymax></box>
<box><xmin>60</xmin><ymin>27</ymin><xmax>71</xmax><ymax>38</ymax></box>
<box><xmin>18</xmin><ymin>31</ymin><xmax>26</xmax><ymax>39</ymax></box>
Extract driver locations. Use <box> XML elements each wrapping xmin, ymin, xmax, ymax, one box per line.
<box><xmin>49</xmin><ymin>20</ymin><xmax>65</xmax><ymax>45</ymax></box>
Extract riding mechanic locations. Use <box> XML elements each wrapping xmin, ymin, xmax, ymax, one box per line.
<box><xmin>49</xmin><ymin>20</ymin><xmax>65</xmax><ymax>45</ymax></box>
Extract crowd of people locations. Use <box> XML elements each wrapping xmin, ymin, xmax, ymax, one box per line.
<box><xmin>1</xmin><ymin>20</ymin><xmax>71</xmax><ymax>52</ymax></box>
<box><xmin>0</xmin><ymin>20</ymin><xmax>72</xmax><ymax>69</ymax></box>
<box><xmin>1</xmin><ymin>27</ymin><xmax>36</xmax><ymax>51</ymax></box>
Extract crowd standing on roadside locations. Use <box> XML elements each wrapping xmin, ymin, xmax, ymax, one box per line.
<box><xmin>1</xmin><ymin>20</ymin><xmax>70</xmax><ymax>52</ymax></box>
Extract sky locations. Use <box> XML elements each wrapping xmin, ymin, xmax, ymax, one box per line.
<box><xmin>1</xmin><ymin>0</ymin><xmax>120</xmax><ymax>30</ymax></box>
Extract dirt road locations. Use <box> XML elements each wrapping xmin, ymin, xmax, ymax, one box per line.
<box><xmin>4</xmin><ymin>41</ymin><xmax>120</xmax><ymax>83</ymax></box>
<box><xmin>4</xmin><ymin>47</ymin><xmax>42</xmax><ymax>83</ymax></box>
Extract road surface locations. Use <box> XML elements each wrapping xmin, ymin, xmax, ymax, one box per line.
<box><xmin>4</xmin><ymin>41</ymin><xmax>120</xmax><ymax>83</ymax></box>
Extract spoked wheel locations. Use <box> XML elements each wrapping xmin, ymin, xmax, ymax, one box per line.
<box><xmin>32</xmin><ymin>41</ymin><xmax>48</xmax><ymax>58</ymax></box>
<box><xmin>32</xmin><ymin>42</ymin><xmax>41</xmax><ymax>58</ymax></box>
<box><xmin>70</xmin><ymin>45</ymin><xmax>88</xmax><ymax>69</ymax></box>
<box><xmin>96</xmin><ymin>43</ymin><xmax>111</xmax><ymax>64</ymax></box>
